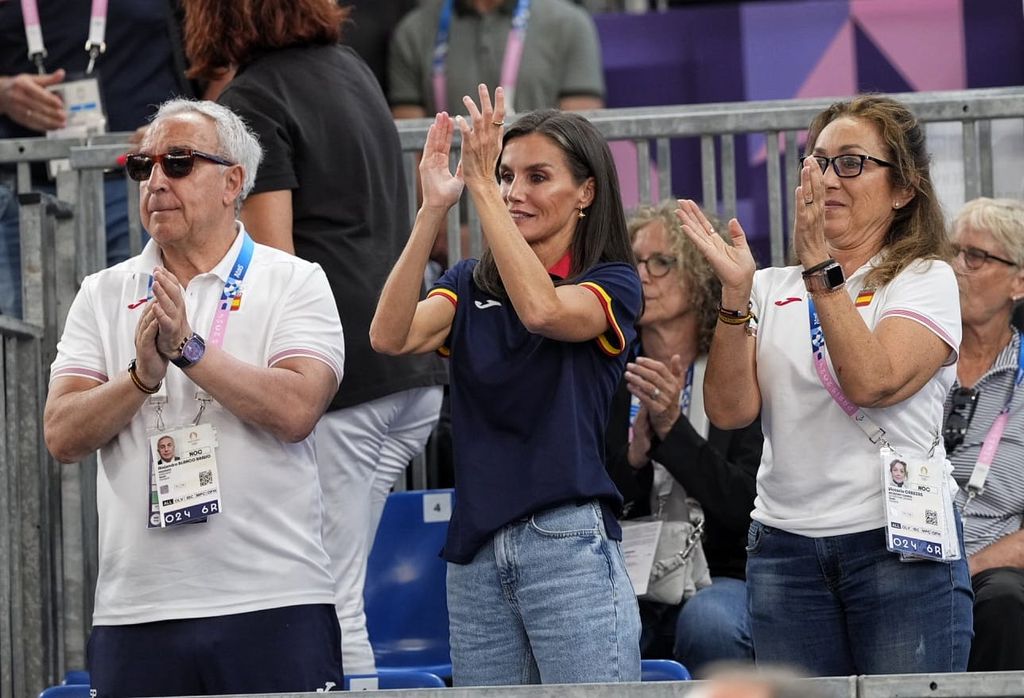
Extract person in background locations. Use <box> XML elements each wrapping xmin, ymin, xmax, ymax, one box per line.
<box><xmin>182</xmin><ymin>0</ymin><xmax>447</xmax><ymax>676</ymax></box>
<box><xmin>946</xmin><ymin>197</ymin><xmax>1024</xmax><ymax>672</ymax></box>
<box><xmin>606</xmin><ymin>201</ymin><xmax>759</xmax><ymax>675</ymax></box>
<box><xmin>371</xmin><ymin>86</ymin><xmax>642</xmax><ymax>685</ymax></box>
<box><xmin>388</xmin><ymin>0</ymin><xmax>604</xmax><ymax>120</ymax></box>
<box><xmin>679</xmin><ymin>94</ymin><xmax>973</xmax><ymax>675</ymax></box>
<box><xmin>43</xmin><ymin>99</ymin><xmax>344</xmax><ymax>698</ymax></box>
<box><xmin>0</xmin><ymin>0</ymin><xmax>194</xmax><ymax>317</ymax></box>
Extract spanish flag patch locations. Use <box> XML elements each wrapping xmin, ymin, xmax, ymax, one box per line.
<box><xmin>855</xmin><ymin>289</ymin><xmax>875</xmax><ymax>307</ymax></box>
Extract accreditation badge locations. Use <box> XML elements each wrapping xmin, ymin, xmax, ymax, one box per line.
<box><xmin>880</xmin><ymin>448</ymin><xmax>960</xmax><ymax>562</ymax></box>
<box><xmin>46</xmin><ymin>76</ymin><xmax>107</xmax><ymax>177</ymax></box>
<box><xmin>147</xmin><ymin>424</ymin><xmax>221</xmax><ymax>528</ymax></box>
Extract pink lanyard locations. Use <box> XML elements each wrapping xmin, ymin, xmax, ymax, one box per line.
<box><xmin>964</xmin><ymin>333</ymin><xmax>1023</xmax><ymax>500</ymax></box>
<box><xmin>20</xmin><ymin>0</ymin><xmax>108</xmax><ymax>74</ymax></box>
<box><xmin>432</xmin><ymin>0</ymin><xmax>531</xmax><ymax>113</ymax></box>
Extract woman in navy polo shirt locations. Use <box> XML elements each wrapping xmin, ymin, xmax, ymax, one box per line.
<box><xmin>372</xmin><ymin>84</ymin><xmax>643</xmax><ymax>685</ymax></box>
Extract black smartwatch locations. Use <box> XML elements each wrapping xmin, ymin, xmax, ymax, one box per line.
<box><xmin>171</xmin><ymin>332</ymin><xmax>206</xmax><ymax>369</ymax></box>
<box><xmin>803</xmin><ymin>261</ymin><xmax>846</xmax><ymax>294</ymax></box>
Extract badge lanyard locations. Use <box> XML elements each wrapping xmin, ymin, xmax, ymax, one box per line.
<box><xmin>142</xmin><ymin>231</ymin><xmax>254</xmax><ymax>423</ymax></box>
<box><xmin>807</xmin><ymin>298</ymin><xmax>889</xmax><ymax>447</ymax></box>
<box><xmin>962</xmin><ymin>333</ymin><xmax>1024</xmax><ymax>504</ymax></box>
<box><xmin>432</xmin><ymin>0</ymin><xmax>532</xmax><ymax>113</ymax></box>
<box><xmin>144</xmin><ymin>232</ymin><xmax>254</xmax><ymax>528</ymax></box>
<box><xmin>20</xmin><ymin>0</ymin><xmax>109</xmax><ymax>74</ymax></box>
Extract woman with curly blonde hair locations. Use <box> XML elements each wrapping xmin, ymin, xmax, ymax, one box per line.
<box><xmin>606</xmin><ymin>200</ymin><xmax>761</xmax><ymax>675</ymax></box>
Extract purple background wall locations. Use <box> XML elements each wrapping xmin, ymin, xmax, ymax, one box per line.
<box><xmin>594</xmin><ymin>0</ymin><xmax>1024</xmax><ymax>256</ymax></box>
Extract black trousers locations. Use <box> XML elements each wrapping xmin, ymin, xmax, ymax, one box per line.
<box><xmin>969</xmin><ymin>567</ymin><xmax>1024</xmax><ymax>671</ymax></box>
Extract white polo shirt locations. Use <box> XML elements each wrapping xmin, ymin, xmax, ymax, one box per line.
<box><xmin>51</xmin><ymin>225</ymin><xmax>345</xmax><ymax>625</ymax></box>
<box><xmin>749</xmin><ymin>257</ymin><xmax>960</xmax><ymax>537</ymax></box>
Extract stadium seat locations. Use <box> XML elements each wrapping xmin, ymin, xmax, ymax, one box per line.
<box><xmin>62</xmin><ymin>670</ymin><xmax>89</xmax><ymax>685</ymax></box>
<box><xmin>39</xmin><ymin>685</ymin><xmax>91</xmax><ymax>698</ymax></box>
<box><xmin>641</xmin><ymin>658</ymin><xmax>691</xmax><ymax>681</ymax></box>
<box><xmin>364</xmin><ymin>489</ymin><xmax>454</xmax><ymax>679</ymax></box>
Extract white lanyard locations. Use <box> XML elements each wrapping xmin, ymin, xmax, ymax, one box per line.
<box><xmin>20</xmin><ymin>0</ymin><xmax>109</xmax><ymax>74</ymax></box>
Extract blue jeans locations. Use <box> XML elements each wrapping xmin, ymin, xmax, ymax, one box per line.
<box><xmin>0</xmin><ymin>177</ymin><xmax>137</xmax><ymax>318</ymax></box>
<box><xmin>674</xmin><ymin>576</ymin><xmax>753</xmax><ymax>675</ymax></box>
<box><xmin>446</xmin><ymin>500</ymin><xmax>641</xmax><ymax>686</ymax></box>
<box><xmin>745</xmin><ymin>521</ymin><xmax>973</xmax><ymax>676</ymax></box>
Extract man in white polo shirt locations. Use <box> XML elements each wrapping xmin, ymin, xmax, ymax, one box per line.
<box><xmin>43</xmin><ymin>99</ymin><xmax>345</xmax><ymax>697</ymax></box>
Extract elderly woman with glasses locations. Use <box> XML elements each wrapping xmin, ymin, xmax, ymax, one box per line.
<box><xmin>947</xmin><ymin>197</ymin><xmax>1024</xmax><ymax>672</ymax></box>
<box><xmin>678</xmin><ymin>95</ymin><xmax>973</xmax><ymax>676</ymax></box>
<box><xmin>605</xmin><ymin>201</ymin><xmax>761</xmax><ymax>675</ymax></box>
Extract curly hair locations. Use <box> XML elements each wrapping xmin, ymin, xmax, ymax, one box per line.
<box><xmin>183</xmin><ymin>0</ymin><xmax>351</xmax><ymax>81</ymax></box>
<box><xmin>805</xmin><ymin>94</ymin><xmax>953</xmax><ymax>288</ymax></box>
<box><xmin>627</xmin><ymin>200</ymin><xmax>726</xmax><ymax>354</ymax></box>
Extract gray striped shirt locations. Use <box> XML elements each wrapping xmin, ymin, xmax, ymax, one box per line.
<box><xmin>949</xmin><ymin>328</ymin><xmax>1024</xmax><ymax>556</ymax></box>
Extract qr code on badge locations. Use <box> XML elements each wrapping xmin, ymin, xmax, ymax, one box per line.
<box><xmin>925</xmin><ymin>509</ymin><xmax>938</xmax><ymax>526</ymax></box>
<box><xmin>199</xmin><ymin>470</ymin><xmax>213</xmax><ymax>487</ymax></box>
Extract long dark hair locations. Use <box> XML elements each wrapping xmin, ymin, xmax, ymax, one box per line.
<box><xmin>805</xmin><ymin>95</ymin><xmax>951</xmax><ymax>288</ymax></box>
<box><xmin>473</xmin><ymin>109</ymin><xmax>635</xmax><ymax>297</ymax></box>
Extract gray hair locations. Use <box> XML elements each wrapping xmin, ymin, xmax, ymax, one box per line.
<box><xmin>954</xmin><ymin>197</ymin><xmax>1024</xmax><ymax>266</ymax></box>
<box><xmin>149</xmin><ymin>99</ymin><xmax>263</xmax><ymax>207</ymax></box>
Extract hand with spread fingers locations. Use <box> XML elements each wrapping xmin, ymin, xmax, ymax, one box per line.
<box><xmin>454</xmin><ymin>84</ymin><xmax>506</xmax><ymax>187</ymax></box>
<box><xmin>793</xmin><ymin>157</ymin><xmax>830</xmax><ymax>268</ymax></box>
<box><xmin>419</xmin><ymin>111</ymin><xmax>465</xmax><ymax>212</ymax></box>
<box><xmin>676</xmin><ymin>198</ymin><xmax>755</xmax><ymax>300</ymax></box>
<box><xmin>626</xmin><ymin>354</ymin><xmax>685</xmax><ymax>440</ymax></box>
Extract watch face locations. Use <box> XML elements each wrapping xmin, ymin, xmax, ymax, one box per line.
<box><xmin>182</xmin><ymin>338</ymin><xmax>204</xmax><ymax>362</ymax></box>
<box><xmin>824</xmin><ymin>264</ymin><xmax>846</xmax><ymax>289</ymax></box>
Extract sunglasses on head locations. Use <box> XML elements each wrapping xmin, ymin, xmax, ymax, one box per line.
<box><xmin>943</xmin><ymin>386</ymin><xmax>980</xmax><ymax>454</ymax></box>
<box><xmin>124</xmin><ymin>149</ymin><xmax>235</xmax><ymax>182</ymax></box>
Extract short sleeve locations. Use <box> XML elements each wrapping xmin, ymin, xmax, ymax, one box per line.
<box><xmin>50</xmin><ymin>274</ymin><xmax>109</xmax><ymax>385</ymax></box>
<box><xmin>387</xmin><ymin>11</ymin><xmax>427</xmax><ymax>109</ymax></box>
<box><xmin>557</xmin><ymin>7</ymin><xmax>605</xmax><ymax>101</ymax></box>
<box><xmin>877</xmin><ymin>259</ymin><xmax>961</xmax><ymax>365</ymax></box>
<box><xmin>266</xmin><ymin>264</ymin><xmax>345</xmax><ymax>384</ymax></box>
<box><xmin>577</xmin><ymin>262</ymin><xmax>642</xmax><ymax>357</ymax></box>
<box><xmin>218</xmin><ymin>84</ymin><xmax>297</xmax><ymax>194</ymax></box>
<box><xmin>426</xmin><ymin>259</ymin><xmax>473</xmax><ymax>357</ymax></box>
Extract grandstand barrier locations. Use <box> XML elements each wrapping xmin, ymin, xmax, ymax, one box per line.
<box><xmin>1</xmin><ymin>87</ymin><xmax>1022</xmax><ymax>697</ymax></box>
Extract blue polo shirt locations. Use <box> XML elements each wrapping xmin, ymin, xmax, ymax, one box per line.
<box><xmin>428</xmin><ymin>259</ymin><xmax>642</xmax><ymax>563</ymax></box>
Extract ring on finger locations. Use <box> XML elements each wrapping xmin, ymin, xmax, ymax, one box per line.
<box><xmin>491</xmin><ymin>121</ymin><xmax>504</xmax><ymax>126</ymax></box>
<box><xmin>651</xmin><ymin>387</ymin><xmax>660</xmax><ymax>399</ymax></box>
<box><xmin>26</xmin><ymin>108</ymin><xmax>33</xmax><ymax>119</ymax></box>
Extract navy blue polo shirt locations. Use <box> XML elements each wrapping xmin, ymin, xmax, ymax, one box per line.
<box><xmin>428</xmin><ymin>259</ymin><xmax>642</xmax><ymax>563</ymax></box>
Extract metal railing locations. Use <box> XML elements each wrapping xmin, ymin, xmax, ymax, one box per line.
<box><xmin>1</xmin><ymin>86</ymin><xmax>1022</xmax><ymax>696</ymax></box>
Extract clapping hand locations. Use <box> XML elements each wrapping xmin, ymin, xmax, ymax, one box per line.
<box><xmin>676</xmin><ymin>199</ymin><xmax>755</xmax><ymax>299</ymax></box>
<box><xmin>419</xmin><ymin>112</ymin><xmax>464</xmax><ymax>212</ymax></box>
<box><xmin>454</xmin><ymin>84</ymin><xmax>506</xmax><ymax>188</ymax></box>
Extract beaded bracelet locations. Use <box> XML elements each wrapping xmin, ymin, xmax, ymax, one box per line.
<box><xmin>128</xmin><ymin>359</ymin><xmax>161</xmax><ymax>395</ymax></box>
<box><xmin>717</xmin><ymin>303</ymin><xmax>758</xmax><ymax>325</ymax></box>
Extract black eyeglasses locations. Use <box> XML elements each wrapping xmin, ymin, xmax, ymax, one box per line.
<box><xmin>801</xmin><ymin>154</ymin><xmax>894</xmax><ymax>178</ymax></box>
<box><xmin>124</xmin><ymin>149</ymin><xmax>235</xmax><ymax>182</ymax></box>
<box><xmin>636</xmin><ymin>254</ymin><xmax>678</xmax><ymax>278</ymax></box>
<box><xmin>943</xmin><ymin>387</ymin><xmax>980</xmax><ymax>453</ymax></box>
<box><xmin>951</xmin><ymin>243</ymin><xmax>1017</xmax><ymax>271</ymax></box>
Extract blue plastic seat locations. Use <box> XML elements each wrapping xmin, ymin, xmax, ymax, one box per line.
<box><xmin>641</xmin><ymin>658</ymin><xmax>691</xmax><ymax>681</ymax></box>
<box><xmin>39</xmin><ymin>686</ymin><xmax>91</xmax><ymax>698</ymax></box>
<box><xmin>364</xmin><ymin>489</ymin><xmax>454</xmax><ymax>679</ymax></box>
<box><xmin>377</xmin><ymin>668</ymin><xmax>447</xmax><ymax>688</ymax></box>
<box><xmin>62</xmin><ymin>670</ymin><xmax>90</xmax><ymax>685</ymax></box>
